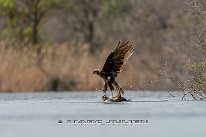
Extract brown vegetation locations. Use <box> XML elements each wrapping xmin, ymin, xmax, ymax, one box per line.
<box><xmin>163</xmin><ymin>1</ymin><xmax>206</xmax><ymax>100</ymax></box>
<box><xmin>0</xmin><ymin>40</ymin><xmax>164</xmax><ymax>92</ymax></box>
<box><xmin>0</xmin><ymin>0</ymin><xmax>205</xmax><ymax>93</ymax></box>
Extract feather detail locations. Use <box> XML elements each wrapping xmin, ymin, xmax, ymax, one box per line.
<box><xmin>101</xmin><ymin>40</ymin><xmax>134</xmax><ymax>75</ymax></box>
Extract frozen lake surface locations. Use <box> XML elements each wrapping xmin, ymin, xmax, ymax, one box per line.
<box><xmin>0</xmin><ymin>91</ymin><xmax>206</xmax><ymax>137</ymax></box>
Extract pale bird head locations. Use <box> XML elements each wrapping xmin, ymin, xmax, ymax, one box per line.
<box><xmin>92</xmin><ymin>69</ymin><xmax>101</xmax><ymax>75</ymax></box>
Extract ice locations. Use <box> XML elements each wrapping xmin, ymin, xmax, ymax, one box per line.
<box><xmin>0</xmin><ymin>91</ymin><xmax>205</xmax><ymax>137</ymax></box>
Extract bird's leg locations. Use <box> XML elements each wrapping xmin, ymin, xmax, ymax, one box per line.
<box><xmin>103</xmin><ymin>81</ymin><xmax>108</xmax><ymax>95</ymax></box>
<box><xmin>102</xmin><ymin>81</ymin><xmax>108</xmax><ymax>101</ymax></box>
<box><xmin>108</xmin><ymin>81</ymin><xmax>114</xmax><ymax>98</ymax></box>
<box><xmin>112</xmin><ymin>80</ymin><xmax>124</xmax><ymax>98</ymax></box>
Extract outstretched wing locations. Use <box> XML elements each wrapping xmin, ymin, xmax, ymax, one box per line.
<box><xmin>101</xmin><ymin>40</ymin><xmax>134</xmax><ymax>75</ymax></box>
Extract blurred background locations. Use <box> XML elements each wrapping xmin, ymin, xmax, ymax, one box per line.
<box><xmin>0</xmin><ymin>0</ymin><xmax>205</xmax><ymax>92</ymax></box>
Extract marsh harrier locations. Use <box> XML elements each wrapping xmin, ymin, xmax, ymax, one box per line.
<box><xmin>92</xmin><ymin>40</ymin><xmax>134</xmax><ymax>101</ymax></box>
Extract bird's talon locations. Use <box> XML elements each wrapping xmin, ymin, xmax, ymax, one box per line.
<box><xmin>102</xmin><ymin>95</ymin><xmax>108</xmax><ymax>101</ymax></box>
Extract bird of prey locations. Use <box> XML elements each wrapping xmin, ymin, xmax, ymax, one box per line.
<box><xmin>92</xmin><ymin>40</ymin><xmax>134</xmax><ymax>101</ymax></box>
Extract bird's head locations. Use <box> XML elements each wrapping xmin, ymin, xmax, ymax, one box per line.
<box><xmin>92</xmin><ymin>69</ymin><xmax>101</xmax><ymax>75</ymax></box>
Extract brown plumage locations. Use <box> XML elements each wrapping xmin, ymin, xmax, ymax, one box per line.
<box><xmin>92</xmin><ymin>40</ymin><xmax>134</xmax><ymax>100</ymax></box>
